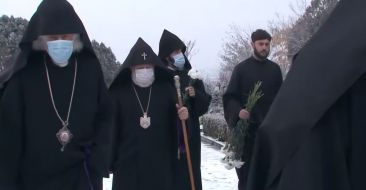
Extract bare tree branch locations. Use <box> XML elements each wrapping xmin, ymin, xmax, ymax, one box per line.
<box><xmin>183</xmin><ymin>40</ymin><xmax>199</xmax><ymax>61</ymax></box>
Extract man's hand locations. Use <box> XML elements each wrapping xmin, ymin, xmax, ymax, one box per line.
<box><xmin>177</xmin><ymin>104</ymin><xmax>189</xmax><ymax>120</ymax></box>
<box><xmin>238</xmin><ymin>109</ymin><xmax>250</xmax><ymax>120</ymax></box>
<box><xmin>185</xmin><ymin>86</ymin><xmax>196</xmax><ymax>97</ymax></box>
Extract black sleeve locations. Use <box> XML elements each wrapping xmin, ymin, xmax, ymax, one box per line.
<box><xmin>0</xmin><ymin>74</ymin><xmax>24</xmax><ymax>190</ymax></box>
<box><xmin>223</xmin><ymin>66</ymin><xmax>243</xmax><ymax>128</ymax></box>
<box><xmin>190</xmin><ymin>79</ymin><xmax>212</xmax><ymax>117</ymax></box>
<box><xmin>88</xmin><ymin>68</ymin><xmax>113</xmax><ymax>178</ymax></box>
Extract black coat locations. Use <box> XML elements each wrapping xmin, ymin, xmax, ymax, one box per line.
<box><xmin>247</xmin><ymin>1</ymin><xmax>366</xmax><ymax>190</ymax></box>
<box><xmin>0</xmin><ymin>1</ymin><xmax>112</xmax><ymax>189</ymax></box>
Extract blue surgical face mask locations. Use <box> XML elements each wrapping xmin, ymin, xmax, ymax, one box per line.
<box><xmin>172</xmin><ymin>53</ymin><xmax>186</xmax><ymax>70</ymax></box>
<box><xmin>47</xmin><ymin>40</ymin><xmax>74</xmax><ymax>67</ymax></box>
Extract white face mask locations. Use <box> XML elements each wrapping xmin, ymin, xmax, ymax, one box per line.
<box><xmin>132</xmin><ymin>67</ymin><xmax>155</xmax><ymax>87</ymax></box>
<box><xmin>47</xmin><ymin>40</ymin><xmax>74</xmax><ymax>67</ymax></box>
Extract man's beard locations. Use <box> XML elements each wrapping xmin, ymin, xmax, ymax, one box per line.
<box><xmin>254</xmin><ymin>48</ymin><xmax>269</xmax><ymax>60</ymax></box>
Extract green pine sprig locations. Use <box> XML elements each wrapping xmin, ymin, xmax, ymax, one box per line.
<box><xmin>223</xmin><ymin>81</ymin><xmax>263</xmax><ymax>162</ymax></box>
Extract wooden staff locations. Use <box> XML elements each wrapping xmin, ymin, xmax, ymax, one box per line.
<box><xmin>174</xmin><ymin>75</ymin><xmax>196</xmax><ymax>190</ymax></box>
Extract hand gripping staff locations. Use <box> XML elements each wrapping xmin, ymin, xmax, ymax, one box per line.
<box><xmin>174</xmin><ymin>75</ymin><xmax>196</xmax><ymax>190</ymax></box>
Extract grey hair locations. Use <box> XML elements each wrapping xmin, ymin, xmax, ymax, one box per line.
<box><xmin>32</xmin><ymin>34</ymin><xmax>83</xmax><ymax>52</ymax></box>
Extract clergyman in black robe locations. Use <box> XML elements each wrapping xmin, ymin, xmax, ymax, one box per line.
<box><xmin>223</xmin><ymin>29</ymin><xmax>283</xmax><ymax>190</ymax></box>
<box><xmin>0</xmin><ymin>0</ymin><xmax>112</xmax><ymax>190</ymax></box>
<box><xmin>247</xmin><ymin>1</ymin><xmax>366</xmax><ymax>190</ymax></box>
<box><xmin>109</xmin><ymin>38</ymin><xmax>189</xmax><ymax>190</ymax></box>
<box><xmin>158</xmin><ymin>29</ymin><xmax>212</xmax><ymax>190</ymax></box>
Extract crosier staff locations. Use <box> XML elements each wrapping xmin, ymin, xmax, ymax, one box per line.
<box><xmin>174</xmin><ymin>75</ymin><xmax>196</xmax><ymax>190</ymax></box>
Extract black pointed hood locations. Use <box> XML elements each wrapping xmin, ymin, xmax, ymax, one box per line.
<box><xmin>110</xmin><ymin>38</ymin><xmax>173</xmax><ymax>88</ymax></box>
<box><xmin>158</xmin><ymin>29</ymin><xmax>191</xmax><ymax>70</ymax></box>
<box><xmin>1</xmin><ymin>0</ymin><xmax>97</xmax><ymax>87</ymax></box>
<box><xmin>248</xmin><ymin>0</ymin><xmax>366</xmax><ymax>187</ymax></box>
<box><xmin>22</xmin><ymin>0</ymin><xmax>94</xmax><ymax>53</ymax></box>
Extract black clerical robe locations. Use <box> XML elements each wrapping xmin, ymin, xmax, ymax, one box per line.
<box><xmin>109</xmin><ymin>37</ymin><xmax>178</xmax><ymax>190</ymax></box>
<box><xmin>223</xmin><ymin>56</ymin><xmax>282</xmax><ymax>190</ymax></box>
<box><xmin>110</xmin><ymin>82</ymin><xmax>178</xmax><ymax>190</ymax></box>
<box><xmin>0</xmin><ymin>0</ymin><xmax>112</xmax><ymax>189</ymax></box>
<box><xmin>0</xmin><ymin>54</ymin><xmax>112</xmax><ymax>190</ymax></box>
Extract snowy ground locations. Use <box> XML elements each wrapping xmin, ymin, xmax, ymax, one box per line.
<box><xmin>103</xmin><ymin>142</ymin><xmax>238</xmax><ymax>190</ymax></box>
<box><xmin>201</xmin><ymin>142</ymin><xmax>238</xmax><ymax>190</ymax></box>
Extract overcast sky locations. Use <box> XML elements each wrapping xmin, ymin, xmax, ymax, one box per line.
<box><xmin>1</xmin><ymin>0</ymin><xmax>310</xmax><ymax>78</ymax></box>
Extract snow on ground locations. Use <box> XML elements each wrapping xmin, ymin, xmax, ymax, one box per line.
<box><xmin>103</xmin><ymin>142</ymin><xmax>238</xmax><ymax>190</ymax></box>
<box><xmin>201</xmin><ymin>142</ymin><xmax>238</xmax><ymax>190</ymax></box>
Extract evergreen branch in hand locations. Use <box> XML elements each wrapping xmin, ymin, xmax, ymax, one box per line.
<box><xmin>222</xmin><ymin>81</ymin><xmax>263</xmax><ymax>169</ymax></box>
